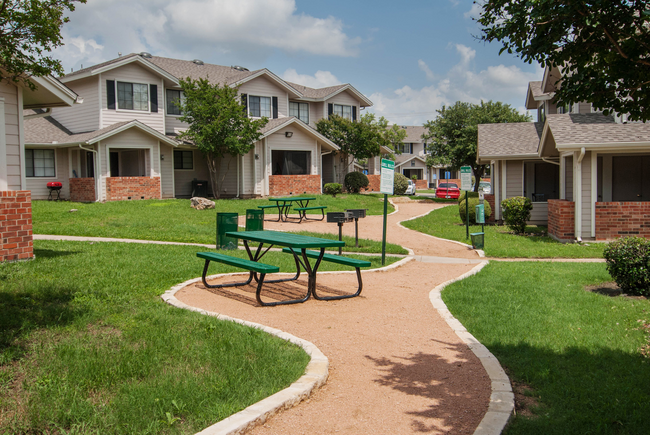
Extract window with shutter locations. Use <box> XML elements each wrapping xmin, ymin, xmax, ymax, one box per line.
<box><xmin>106</xmin><ymin>80</ymin><xmax>115</xmax><ymax>110</ymax></box>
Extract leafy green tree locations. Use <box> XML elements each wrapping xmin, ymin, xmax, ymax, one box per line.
<box><xmin>178</xmin><ymin>78</ymin><xmax>268</xmax><ymax>198</ymax></box>
<box><xmin>316</xmin><ymin>113</ymin><xmax>406</xmax><ymax>182</ymax></box>
<box><xmin>0</xmin><ymin>0</ymin><xmax>86</xmax><ymax>88</ymax></box>
<box><xmin>423</xmin><ymin>101</ymin><xmax>530</xmax><ymax>192</ymax></box>
<box><xmin>478</xmin><ymin>0</ymin><xmax>650</xmax><ymax>121</ymax></box>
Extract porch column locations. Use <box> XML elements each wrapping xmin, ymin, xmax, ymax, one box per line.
<box><xmin>560</xmin><ymin>155</ymin><xmax>566</xmax><ymax>200</ymax></box>
<box><xmin>494</xmin><ymin>160</ymin><xmax>500</xmax><ymax>220</ymax></box>
<box><xmin>0</xmin><ymin>97</ymin><xmax>6</xmax><ymax>190</ymax></box>
<box><xmin>591</xmin><ymin>151</ymin><xmax>597</xmax><ymax>238</ymax></box>
<box><xmin>574</xmin><ymin>148</ymin><xmax>585</xmax><ymax>240</ymax></box>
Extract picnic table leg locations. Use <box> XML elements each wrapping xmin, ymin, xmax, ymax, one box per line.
<box><xmin>300</xmin><ymin>247</ymin><xmax>324</xmax><ymax>298</ymax></box>
<box><xmin>244</xmin><ymin>240</ymin><xmax>302</xmax><ymax>284</ymax></box>
<box><xmin>201</xmin><ymin>259</ymin><xmax>254</xmax><ymax>289</ymax></box>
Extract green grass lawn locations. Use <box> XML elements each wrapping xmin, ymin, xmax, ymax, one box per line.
<box><xmin>0</xmin><ymin>240</ymin><xmax>396</xmax><ymax>434</ymax></box>
<box><xmin>443</xmin><ymin>262</ymin><xmax>650</xmax><ymax>434</ymax></box>
<box><xmin>402</xmin><ymin>204</ymin><xmax>605</xmax><ymax>258</ymax></box>
<box><xmin>32</xmin><ymin>196</ymin><xmax>398</xmax><ymax>247</ymax></box>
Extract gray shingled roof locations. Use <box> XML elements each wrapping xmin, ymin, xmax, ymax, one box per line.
<box><xmin>400</xmin><ymin>126</ymin><xmax>427</xmax><ymax>143</ymax></box>
<box><xmin>529</xmin><ymin>81</ymin><xmax>546</xmax><ymax>98</ymax></box>
<box><xmin>25</xmin><ymin>115</ymin><xmax>136</xmax><ymax>144</ymax></box>
<box><xmin>478</xmin><ymin>122</ymin><xmax>544</xmax><ymax>157</ymax></box>
<box><xmin>147</xmin><ymin>56</ymin><xmax>259</xmax><ymax>86</ymax></box>
<box><xmin>284</xmin><ymin>82</ymin><xmax>347</xmax><ymax>99</ymax></box>
<box><xmin>259</xmin><ymin>117</ymin><xmax>297</xmax><ymax>134</ymax></box>
<box><xmin>545</xmin><ymin>113</ymin><xmax>650</xmax><ymax>145</ymax></box>
<box><xmin>63</xmin><ymin>53</ymin><xmax>140</xmax><ymax>78</ymax></box>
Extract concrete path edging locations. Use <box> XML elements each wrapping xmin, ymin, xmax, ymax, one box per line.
<box><xmin>428</xmin><ymin>261</ymin><xmax>515</xmax><ymax>435</ymax></box>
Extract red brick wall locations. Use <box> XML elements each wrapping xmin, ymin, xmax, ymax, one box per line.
<box><xmin>69</xmin><ymin>178</ymin><xmax>96</xmax><ymax>202</ymax></box>
<box><xmin>415</xmin><ymin>179</ymin><xmax>427</xmax><ymax>189</ymax></box>
<box><xmin>595</xmin><ymin>202</ymin><xmax>650</xmax><ymax>241</ymax></box>
<box><xmin>484</xmin><ymin>194</ymin><xmax>495</xmax><ymax>222</ymax></box>
<box><xmin>1</xmin><ymin>191</ymin><xmax>33</xmax><ymax>262</ymax></box>
<box><xmin>106</xmin><ymin>177</ymin><xmax>161</xmax><ymax>201</ymax></box>
<box><xmin>269</xmin><ymin>175</ymin><xmax>321</xmax><ymax>197</ymax></box>
<box><xmin>366</xmin><ymin>175</ymin><xmax>381</xmax><ymax>192</ymax></box>
<box><xmin>548</xmin><ymin>199</ymin><xmax>575</xmax><ymax>242</ymax></box>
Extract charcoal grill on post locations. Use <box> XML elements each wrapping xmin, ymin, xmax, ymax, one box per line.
<box><xmin>327</xmin><ymin>212</ymin><xmax>353</xmax><ymax>255</ymax></box>
<box><xmin>345</xmin><ymin>209</ymin><xmax>367</xmax><ymax>247</ymax></box>
<box><xmin>47</xmin><ymin>182</ymin><xmax>62</xmax><ymax>201</ymax></box>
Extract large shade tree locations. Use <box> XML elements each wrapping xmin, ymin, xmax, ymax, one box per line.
<box><xmin>0</xmin><ymin>0</ymin><xmax>85</xmax><ymax>87</ymax></box>
<box><xmin>478</xmin><ymin>0</ymin><xmax>650</xmax><ymax>121</ymax></box>
<box><xmin>178</xmin><ymin>78</ymin><xmax>268</xmax><ymax>198</ymax></box>
<box><xmin>423</xmin><ymin>100</ymin><xmax>531</xmax><ymax>191</ymax></box>
<box><xmin>316</xmin><ymin>113</ymin><xmax>406</xmax><ymax>183</ymax></box>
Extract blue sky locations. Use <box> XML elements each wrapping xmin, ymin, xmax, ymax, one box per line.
<box><xmin>54</xmin><ymin>0</ymin><xmax>542</xmax><ymax>125</ymax></box>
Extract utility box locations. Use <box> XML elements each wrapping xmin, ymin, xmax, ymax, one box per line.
<box><xmin>470</xmin><ymin>232</ymin><xmax>485</xmax><ymax>250</ymax></box>
<box><xmin>475</xmin><ymin>204</ymin><xmax>485</xmax><ymax>224</ymax></box>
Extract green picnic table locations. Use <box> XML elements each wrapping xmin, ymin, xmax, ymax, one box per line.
<box><xmin>262</xmin><ymin>197</ymin><xmax>316</xmax><ymax>222</ymax></box>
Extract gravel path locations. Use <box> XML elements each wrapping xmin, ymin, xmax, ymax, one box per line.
<box><xmin>175</xmin><ymin>198</ymin><xmax>492</xmax><ymax>434</ymax></box>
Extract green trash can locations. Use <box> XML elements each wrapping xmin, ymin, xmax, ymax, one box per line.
<box><xmin>470</xmin><ymin>232</ymin><xmax>485</xmax><ymax>250</ymax></box>
<box><xmin>216</xmin><ymin>212</ymin><xmax>238</xmax><ymax>250</ymax></box>
<box><xmin>245</xmin><ymin>209</ymin><xmax>264</xmax><ymax>231</ymax></box>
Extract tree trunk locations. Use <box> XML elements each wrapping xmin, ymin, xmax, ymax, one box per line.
<box><xmin>472</xmin><ymin>164</ymin><xmax>486</xmax><ymax>192</ymax></box>
<box><xmin>205</xmin><ymin>153</ymin><xmax>234</xmax><ymax>199</ymax></box>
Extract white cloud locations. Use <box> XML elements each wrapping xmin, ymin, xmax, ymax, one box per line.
<box><xmin>54</xmin><ymin>0</ymin><xmax>359</xmax><ymax>71</ymax></box>
<box><xmin>281</xmin><ymin>69</ymin><xmax>342</xmax><ymax>88</ymax></box>
<box><xmin>418</xmin><ymin>60</ymin><xmax>435</xmax><ymax>81</ymax></box>
<box><xmin>464</xmin><ymin>3</ymin><xmax>482</xmax><ymax>20</ymax></box>
<box><xmin>368</xmin><ymin>44</ymin><xmax>542</xmax><ymax>126</ymax></box>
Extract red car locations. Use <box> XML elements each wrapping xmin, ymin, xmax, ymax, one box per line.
<box><xmin>435</xmin><ymin>182</ymin><xmax>460</xmax><ymax>199</ymax></box>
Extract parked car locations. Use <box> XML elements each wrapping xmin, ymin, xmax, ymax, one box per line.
<box><xmin>405</xmin><ymin>179</ymin><xmax>416</xmax><ymax>195</ymax></box>
<box><xmin>435</xmin><ymin>182</ymin><xmax>460</xmax><ymax>199</ymax></box>
<box><xmin>478</xmin><ymin>181</ymin><xmax>491</xmax><ymax>194</ymax></box>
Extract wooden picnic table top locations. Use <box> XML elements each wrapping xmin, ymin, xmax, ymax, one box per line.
<box><xmin>225</xmin><ymin>230</ymin><xmax>344</xmax><ymax>249</ymax></box>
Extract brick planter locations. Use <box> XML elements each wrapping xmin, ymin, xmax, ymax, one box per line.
<box><xmin>415</xmin><ymin>179</ymin><xmax>427</xmax><ymax>189</ymax></box>
<box><xmin>365</xmin><ymin>175</ymin><xmax>380</xmax><ymax>192</ymax></box>
<box><xmin>269</xmin><ymin>175</ymin><xmax>321</xmax><ymax>197</ymax></box>
<box><xmin>106</xmin><ymin>177</ymin><xmax>161</xmax><ymax>201</ymax></box>
<box><xmin>0</xmin><ymin>190</ymin><xmax>33</xmax><ymax>262</ymax></box>
<box><xmin>69</xmin><ymin>178</ymin><xmax>96</xmax><ymax>202</ymax></box>
<box><xmin>548</xmin><ymin>199</ymin><xmax>575</xmax><ymax>242</ymax></box>
<box><xmin>595</xmin><ymin>201</ymin><xmax>650</xmax><ymax>240</ymax></box>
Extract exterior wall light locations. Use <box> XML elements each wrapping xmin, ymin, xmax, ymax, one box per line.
<box><xmin>285</xmin><ymin>131</ymin><xmax>293</xmax><ymax>138</ymax></box>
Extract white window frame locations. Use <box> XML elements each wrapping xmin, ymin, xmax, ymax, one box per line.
<box><xmin>166</xmin><ymin>89</ymin><xmax>185</xmax><ymax>117</ymax></box>
<box><xmin>173</xmin><ymin>150</ymin><xmax>194</xmax><ymax>171</ymax></box>
<box><xmin>248</xmin><ymin>95</ymin><xmax>272</xmax><ymax>118</ymax></box>
<box><xmin>25</xmin><ymin>148</ymin><xmax>56</xmax><ymax>178</ymax></box>
<box><xmin>289</xmin><ymin>101</ymin><xmax>309</xmax><ymax>124</ymax></box>
<box><xmin>333</xmin><ymin>104</ymin><xmax>352</xmax><ymax>120</ymax></box>
<box><xmin>116</xmin><ymin>81</ymin><xmax>150</xmax><ymax>113</ymax></box>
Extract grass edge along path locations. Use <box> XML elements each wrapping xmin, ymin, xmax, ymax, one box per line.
<box><xmin>442</xmin><ymin>261</ymin><xmax>650</xmax><ymax>435</ymax></box>
<box><xmin>402</xmin><ymin>204</ymin><xmax>605</xmax><ymax>258</ymax></box>
<box><xmin>0</xmin><ymin>240</ymin><xmax>397</xmax><ymax>434</ymax></box>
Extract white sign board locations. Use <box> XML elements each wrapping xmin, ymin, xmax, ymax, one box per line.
<box><xmin>460</xmin><ymin>166</ymin><xmax>472</xmax><ymax>191</ymax></box>
<box><xmin>380</xmin><ymin>159</ymin><xmax>395</xmax><ymax>195</ymax></box>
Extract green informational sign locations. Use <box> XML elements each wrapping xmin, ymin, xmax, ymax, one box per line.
<box><xmin>475</xmin><ymin>204</ymin><xmax>485</xmax><ymax>224</ymax></box>
<box><xmin>380</xmin><ymin>159</ymin><xmax>395</xmax><ymax>195</ymax></box>
<box><xmin>460</xmin><ymin>166</ymin><xmax>472</xmax><ymax>191</ymax></box>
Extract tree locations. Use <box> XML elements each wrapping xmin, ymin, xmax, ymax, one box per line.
<box><xmin>316</xmin><ymin>113</ymin><xmax>406</xmax><ymax>182</ymax></box>
<box><xmin>178</xmin><ymin>78</ymin><xmax>268</xmax><ymax>198</ymax></box>
<box><xmin>478</xmin><ymin>0</ymin><xmax>650</xmax><ymax>121</ymax></box>
<box><xmin>0</xmin><ymin>0</ymin><xmax>86</xmax><ymax>88</ymax></box>
<box><xmin>423</xmin><ymin>100</ymin><xmax>531</xmax><ymax>192</ymax></box>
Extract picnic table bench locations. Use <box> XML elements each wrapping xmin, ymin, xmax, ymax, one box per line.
<box><xmin>262</xmin><ymin>197</ymin><xmax>321</xmax><ymax>222</ymax></box>
<box><xmin>196</xmin><ymin>252</ymin><xmax>279</xmax><ymax>297</ymax></box>
<box><xmin>293</xmin><ymin>206</ymin><xmax>327</xmax><ymax>222</ymax></box>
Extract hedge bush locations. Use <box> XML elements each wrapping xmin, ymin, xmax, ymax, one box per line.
<box><xmin>344</xmin><ymin>171</ymin><xmax>369</xmax><ymax>193</ymax></box>
<box><xmin>323</xmin><ymin>183</ymin><xmax>342</xmax><ymax>197</ymax></box>
<box><xmin>393</xmin><ymin>173</ymin><xmax>409</xmax><ymax>195</ymax></box>
<box><xmin>458</xmin><ymin>191</ymin><xmax>479</xmax><ymax>203</ymax></box>
<box><xmin>501</xmin><ymin>196</ymin><xmax>532</xmax><ymax>234</ymax></box>
<box><xmin>459</xmin><ymin>197</ymin><xmax>492</xmax><ymax>225</ymax></box>
<box><xmin>603</xmin><ymin>237</ymin><xmax>650</xmax><ymax>296</ymax></box>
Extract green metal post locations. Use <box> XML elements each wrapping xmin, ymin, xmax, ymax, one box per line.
<box><xmin>465</xmin><ymin>193</ymin><xmax>469</xmax><ymax>239</ymax></box>
<box><xmin>382</xmin><ymin>193</ymin><xmax>388</xmax><ymax>265</ymax></box>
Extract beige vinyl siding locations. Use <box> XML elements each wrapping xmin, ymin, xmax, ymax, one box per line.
<box><xmin>505</xmin><ymin>160</ymin><xmax>523</xmax><ymax>198</ymax></box>
<box><xmin>529</xmin><ymin>203</ymin><xmax>548</xmax><ymax>224</ymax></box>
<box><xmin>26</xmin><ymin>147</ymin><xmax>69</xmax><ymax>199</ymax></box>
<box><xmin>577</xmin><ymin>102</ymin><xmax>592</xmax><ymax>114</ymax></box>
<box><xmin>239</xmin><ymin>76</ymin><xmax>288</xmax><ymax>118</ymax></box>
<box><xmin>266</xmin><ymin>127</ymin><xmax>318</xmax><ymax>177</ymax></box>
<box><xmin>412</xmin><ymin>142</ymin><xmax>426</xmax><ymax>156</ymax></box>
<box><xmin>565</xmin><ymin>156</ymin><xmax>574</xmax><ymax>201</ymax></box>
<box><xmin>101</xmin><ymin>63</ymin><xmax>165</xmax><ymax>133</ymax></box>
<box><xmin>325</xmin><ymin>92</ymin><xmax>360</xmax><ymax>120</ymax></box>
<box><xmin>51</xmin><ymin>77</ymin><xmax>99</xmax><ymax>133</ymax></box>
<box><xmin>165</xmin><ymin>115</ymin><xmax>186</xmax><ymax>135</ymax></box>
<box><xmin>160</xmin><ymin>143</ymin><xmax>174</xmax><ymax>198</ymax></box>
<box><xmin>581</xmin><ymin>152</ymin><xmax>592</xmax><ymax>238</ymax></box>
<box><xmin>310</xmin><ymin>102</ymin><xmax>324</xmax><ymax>127</ymax></box>
<box><xmin>217</xmin><ymin>154</ymin><xmax>239</xmax><ymax>195</ymax></box>
<box><xmin>173</xmin><ymin>149</ymin><xmax>211</xmax><ymax>197</ymax></box>
<box><xmin>1</xmin><ymin>83</ymin><xmax>21</xmax><ymax>190</ymax></box>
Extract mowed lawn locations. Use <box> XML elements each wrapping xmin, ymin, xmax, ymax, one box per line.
<box><xmin>403</xmin><ymin>204</ymin><xmax>605</xmax><ymax>258</ymax></box>
<box><xmin>0</xmin><ymin>240</ymin><xmax>397</xmax><ymax>434</ymax></box>
<box><xmin>443</xmin><ymin>262</ymin><xmax>650</xmax><ymax>434</ymax></box>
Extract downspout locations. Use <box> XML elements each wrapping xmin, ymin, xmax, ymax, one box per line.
<box><xmin>575</xmin><ymin>147</ymin><xmax>586</xmax><ymax>242</ymax></box>
<box><xmin>78</xmin><ymin>144</ymin><xmax>100</xmax><ymax>202</ymax></box>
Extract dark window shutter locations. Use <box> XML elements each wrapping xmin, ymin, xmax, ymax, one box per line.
<box><xmin>106</xmin><ymin>80</ymin><xmax>115</xmax><ymax>110</ymax></box>
<box><xmin>352</xmin><ymin>106</ymin><xmax>357</xmax><ymax>122</ymax></box>
<box><xmin>272</xmin><ymin>97</ymin><xmax>278</xmax><ymax>119</ymax></box>
<box><xmin>328</xmin><ymin>103</ymin><xmax>333</xmax><ymax>119</ymax></box>
<box><xmin>150</xmin><ymin>84</ymin><xmax>158</xmax><ymax>112</ymax></box>
<box><xmin>241</xmin><ymin>93</ymin><xmax>248</xmax><ymax>116</ymax></box>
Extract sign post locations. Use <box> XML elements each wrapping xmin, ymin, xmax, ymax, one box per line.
<box><xmin>380</xmin><ymin>159</ymin><xmax>395</xmax><ymax>266</ymax></box>
<box><xmin>460</xmin><ymin>166</ymin><xmax>472</xmax><ymax>239</ymax></box>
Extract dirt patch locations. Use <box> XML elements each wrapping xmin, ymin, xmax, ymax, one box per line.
<box><xmin>584</xmin><ymin>282</ymin><xmax>648</xmax><ymax>300</ymax></box>
<box><xmin>511</xmin><ymin>379</ymin><xmax>542</xmax><ymax>418</ymax></box>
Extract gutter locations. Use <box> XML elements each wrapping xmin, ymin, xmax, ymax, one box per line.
<box><xmin>542</xmin><ymin>157</ymin><xmax>560</xmax><ymax>166</ymax></box>
<box><xmin>24</xmin><ymin>108</ymin><xmax>52</xmax><ymax>119</ymax></box>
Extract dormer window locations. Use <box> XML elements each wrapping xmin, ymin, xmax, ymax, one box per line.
<box><xmin>399</xmin><ymin>143</ymin><xmax>413</xmax><ymax>154</ymax></box>
<box><xmin>333</xmin><ymin>104</ymin><xmax>352</xmax><ymax>120</ymax></box>
<box><xmin>249</xmin><ymin>96</ymin><xmax>271</xmax><ymax>118</ymax></box>
<box><xmin>290</xmin><ymin>102</ymin><xmax>309</xmax><ymax>124</ymax></box>
<box><xmin>117</xmin><ymin>82</ymin><xmax>149</xmax><ymax>111</ymax></box>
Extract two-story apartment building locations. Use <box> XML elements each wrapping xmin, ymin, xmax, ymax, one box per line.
<box><xmin>23</xmin><ymin>53</ymin><xmax>373</xmax><ymax>201</ymax></box>
<box><xmin>1</xmin><ymin>71</ymin><xmax>78</xmax><ymax>262</ymax></box>
<box><xmin>478</xmin><ymin>65</ymin><xmax>650</xmax><ymax>241</ymax></box>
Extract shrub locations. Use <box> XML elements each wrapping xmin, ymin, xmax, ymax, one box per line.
<box><xmin>501</xmin><ymin>196</ymin><xmax>532</xmax><ymax>234</ymax></box>
<box><xmin>323</xmin><ymin>183</ymin><xmax>342</xmax><ymax>197</ymax></box>
<box><xmin>393</xmin><ymin>173</ymin><xmax>409</xmax><ymax>195</ymax></box>
<box><xmin>458</xmin><ymin>191</ymin><xmax>479</xmax><ymax>203</ymax></box>
<box><xmin>459</xmin><ymin>197</ymin><xmax>492</xmax><ymax>225</ymax></box>
<box><xmin>603</xmin><ymin>237</ymin><xmax>650</xmax><ymax>296</ymax></box>
<box><xmin>344</xmin><ymin>172</ymin><xmax>369</xmax><ymax>193</ymax></box>
<box><xmin>411</xmin><ymin>174</ymin><xmax>418</xmax><ymax>181</ymax></box>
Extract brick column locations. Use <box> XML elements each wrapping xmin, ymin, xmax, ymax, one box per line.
<box><xmin>69</xmin><ymin>178</ymin><xmax>96</xmax><ymax>202</ymax></box>
<box><xmin>548</xmin><ymin>199</ymin><xmax>575</xmax><ymax>242</ymax></box>
<box><xmin>0</xmin><ymin>190</ymin><xmax>33</xmax><ymax>262</ymax></box>
<box><xmin>366</xmin><ymin>175</ymin><xmax>381</xmax><ymax>192</ymax></box>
